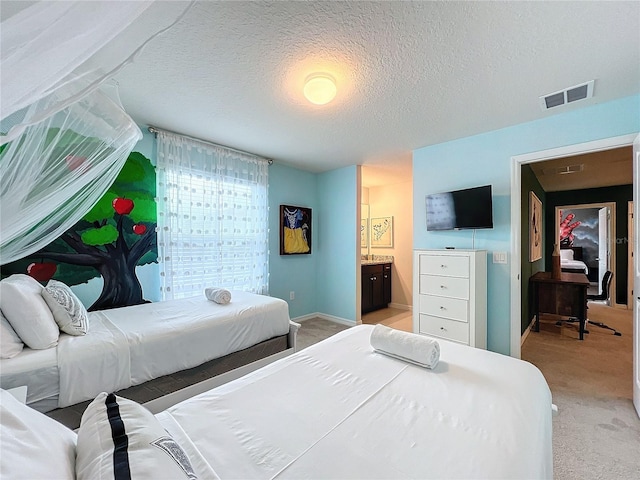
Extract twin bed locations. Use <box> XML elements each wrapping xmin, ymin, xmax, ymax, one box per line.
<box><xmin>0</xmin><ymin>291</ymin><xmax>297</xmax><ymax>413</ymax></box>
<box><xmin>1</xmin><ymin>324</ymin><xmax>554</xmax><ymax>479</ymax></box>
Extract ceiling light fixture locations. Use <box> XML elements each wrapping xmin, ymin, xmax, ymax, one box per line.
<box><xmin>303</xmin><ymin>73</ymin><xmax>337</xmax><ymax>105</ymax></box>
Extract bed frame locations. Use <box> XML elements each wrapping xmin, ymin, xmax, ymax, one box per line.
<box><xmin>46</xmin><ymin>322</ymin><xmax>300</xmax><ymax>429</ymax></box>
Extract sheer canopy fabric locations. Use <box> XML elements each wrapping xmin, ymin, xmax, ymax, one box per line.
<box><xmin>1</xmin><ymin>1</ymin><xmax>193</xmax><ymax>144</ymax></box>
<box><xmin>156</xmin><ymin>131</ymin><xmax>270</xmax><ymax>299</ymax></box>
<box><xmin>0</xmin><ymin>1</ymin><xmax>193</xmax><ymax>264</ymax></box>
<box><xmin>0</xmin><ymin>87</ymin><xmax>141</xmax><ymax>265</ymax></box>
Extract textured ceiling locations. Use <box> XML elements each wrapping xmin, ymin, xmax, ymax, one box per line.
<box><xmin>4</xmin><ymin>1</ymin><xmax>640</xmax><ymax>188</ymax></box>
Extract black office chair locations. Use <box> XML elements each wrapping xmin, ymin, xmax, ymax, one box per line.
<box><xmin>585</xmin><ymin>271</ymin><xmax>621</xmax><ymax>336</ymax></box>
<box><xmin>556</xmin><ymin>270</ymin><xmax>621</xmax><ymax>336</ymax></box>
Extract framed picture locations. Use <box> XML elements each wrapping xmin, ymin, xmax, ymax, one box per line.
<box><xmin>280</xmin><ymin>205</ymin><xmax>312</xmax><ymax>255</ymax></box>
<box><xmin>361</xmin><ymin>218</ymin><xmax>368</xmax><ymax>247</ymax></box>
<box><xmin>529</xmin><ymin>191</ymin><xmax>542</xmax><ymax>262</ymax></box>
<box><xmin>370</xmin><ymin>216</ymin><xmax>393</xmax><ymax>248</ymax></box>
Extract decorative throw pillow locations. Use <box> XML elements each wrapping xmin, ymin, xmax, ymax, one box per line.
<box><xmin>0</xmin><ymin>310</ymin><xmax>24</xmax><ymax>359</ymax></box>
<box><xmin>0</xmin><ymin>388</ymin><xmax>77</xmax><ymax>480</ymax></box>
<box><xmin>76</xmin><ymin>392</ymin><xmax>198</xmax><ymax>480</ymax></box>
<box><xmin>41</xmin><ymin>280</ymin><xmax>88</xmax><ymax>336</ymax></box>
<box><xmin>0</xmin><ymin>274</ymin><xmax>58</xmax><ymax>349</ymax></box>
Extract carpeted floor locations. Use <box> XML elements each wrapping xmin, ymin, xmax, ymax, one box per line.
<box><xmin>298</xmin><ymin>304</ymin><xmax>640</xmax><ymax>479</ymax></box>
<box><xmin>521</xmin><ymin>303</ymin><xmax>639</xmax><ymax>479</ymax></box>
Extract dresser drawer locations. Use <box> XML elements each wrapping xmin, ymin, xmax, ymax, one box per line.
<box><xmin>419</xmin><ymin>294</ymin><xmax>469</xmax><ymax>322</ymax></box>
<box><xmin>419</xmin><ymin>314</ymin><xmax>470</xmax><ymax>344</ymax></box>
<box><xmin>419</xmin><ymin>255</ymin><xmax>469</xmax><ymax>278</ymax></box>
<box><xmin>419</xmin><ymin>274</ymin><xmax>469</xmax><ymax>300</ymax></box>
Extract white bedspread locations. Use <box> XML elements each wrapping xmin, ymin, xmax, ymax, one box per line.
<box><xmin>56</xmin><ymin>292</ymin><xmax>290</xmax><ymax>408</ymax></box>
<box><xmin>0</xmin><ymin>347</ymin><xmax>58</xmax><ymax>409</ymax></box>
<box><xmin>105</xmin><ymin>292</ymin><xmax>290</xmax><ymax>385</ymax></box>
<box><xmin>158</xmin><ymin>325</ymin><xmax>553</xmax><ymax>479</ymax></box>
<box><xmin>57</xmin><ymin>313</ymin><xmax>130</xmax><ymax>408</ymax></box>
<box><xmin>561</xmin><ymin>258</ymin><xmax>589</xmax><ymax>274</ymax></box>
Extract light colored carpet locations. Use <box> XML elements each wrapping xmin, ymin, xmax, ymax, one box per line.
<box><xmin>522</xmin><ymin>303</ymin><xmax>639</xmax><ymax>480</ymax></box>
<box><xmin>298</xmin><ymin>305</ymin><xmax>640</xmax><ymax>479</ymax></box>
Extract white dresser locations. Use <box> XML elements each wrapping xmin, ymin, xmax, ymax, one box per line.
<box><xmin>413</xmin><ymin>249</ymin><xmax>487</xmax><ymax>348</ymax></box>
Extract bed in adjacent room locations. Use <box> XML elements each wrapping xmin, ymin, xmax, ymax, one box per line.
<box><xmin>1</xmin><ymin>324</ymin><xmax>553</xmax><ymax>479</ymax></box>
<box><xmin>0</xmin><ymin>290</ymin><xmax>297</xmax><ymax>413</ymax></box>
<box><xmin>560</xmin><ymin>246</ymin><xmax>589</xmax><ymax>274</ymax></box>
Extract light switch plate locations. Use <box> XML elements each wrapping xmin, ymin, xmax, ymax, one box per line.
<box><xmin>493</xmin><ymin>252</ymin><xmax>508</xmax><ymax>264</ymax></box>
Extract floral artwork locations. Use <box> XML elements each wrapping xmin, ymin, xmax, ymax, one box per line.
<box><xmin>370</xmin><ymin>216</ymin><xmax>393</xmax><ymax>248</ymax></box>
<box><xmin>361</xmin><ymin>219</ymin><xmax>368</xmax><ymax>247</ymax></box>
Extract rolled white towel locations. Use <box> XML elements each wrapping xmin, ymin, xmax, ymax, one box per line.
<box><xmin>204</xmin><ymin>287</ymin><xmax>231</xmax><ymax>305</ymax></box>
<box><xmin>370</xmin><ymin>324</ymin><xmax>440</xmax><ymax>369</ymax></box>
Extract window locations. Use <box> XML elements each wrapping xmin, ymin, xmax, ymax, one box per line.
<box><xmin>156</xmin><ymin>131</ymin><xmax>269</xmax><ymax>299</ymax></box>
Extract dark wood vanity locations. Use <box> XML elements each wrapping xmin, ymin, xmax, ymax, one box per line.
<box><xmin>361</xmin><ymin>263</ymin><xmax>392</xmax><ymax>313</ymax></box>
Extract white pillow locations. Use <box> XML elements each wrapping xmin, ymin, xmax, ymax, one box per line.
<box><xmin>560</xmin><ymin>249</ymin><xmax>574</xmax><ymax>261</ymax></box>
<box><xmin>0</xmin><ymin>274</ymin><xmax>58</xmax><ymax>349</ymax></box>
<box><xmin>76</xmin><ymin>392</ymin><xmax>198</xmax><ymax>480</ymax></box>
<box><xmin>41</xmin><ymin>280</ymin><xmax>88</xmax><ymax>336</ymax></box>
<box><xmin>0</xmin><ymin>388</ymin><xmax>77</xmax><ymax>480</ymax></box>
<box><xmin>1</xmin><ymin>310</ymin><xmax>24</xmax><ymax>359</ymax></box>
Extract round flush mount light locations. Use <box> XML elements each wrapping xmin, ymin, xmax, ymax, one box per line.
<box><xmin>303</xmin><ymin>73</ymin><xmax>337</xmax><ymax>105</ymax></box>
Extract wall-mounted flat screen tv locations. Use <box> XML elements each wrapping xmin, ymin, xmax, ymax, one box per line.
<box><xmin>426</xmin><ymin>185</ymin><xmax>493</xmax><ymax>231</ymax></box>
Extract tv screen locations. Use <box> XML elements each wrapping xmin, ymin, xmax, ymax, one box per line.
<box><xmin>426</xmin><ymin>185</ymin><xmax>493</xmax><ymax>231</ymax></box>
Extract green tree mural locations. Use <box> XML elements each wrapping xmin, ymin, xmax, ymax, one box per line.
<box><xmin>2</xmin><ymin>151</ymin><xmax>157</xmax><ymax>310</ymax></box>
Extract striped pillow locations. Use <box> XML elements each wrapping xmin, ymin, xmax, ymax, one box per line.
<box><xmin>76</xmin><ymin>393</ymin><xmax>198</xmax><ymax>480</ymax></box>
<box><xmin>41</xmin><ymin>280</ymin><xmax>88</xmax><ymax>336</ymax></box>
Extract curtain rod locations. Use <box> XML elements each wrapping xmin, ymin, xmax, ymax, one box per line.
<box><xmin>147</xmin><ymin>125</ymin><xmax>273</xmax><ymax>165</ymax></box>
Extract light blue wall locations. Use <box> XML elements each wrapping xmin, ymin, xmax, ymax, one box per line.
<box><xmin>413</xmin><ymin>95</ymin><xmax>640</xmax><ymax>355</ymax></box>
<box><xmin>268</xmin><ymin>163</ymin><xmax>318</xmax><ymax>319</ymax></box>
<box><xmin>316</xmin><ymin>166</ymin><xmax>358</xmax><ymax>322</ymax></box>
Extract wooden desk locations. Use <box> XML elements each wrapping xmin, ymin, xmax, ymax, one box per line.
<box><xmin>530</xmin><ymin>271</ymin><xmax>590</xmax><ymax>340</ymax></box>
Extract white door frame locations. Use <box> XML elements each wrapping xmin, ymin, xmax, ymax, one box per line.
<box><xmin>628</xmin><ymin>201</ymin><xmax>634</xmax><ymax>309</ymax></box>
<box><xmin>510</xmin><ymin>133</ymin><xmax>638</xmax><ymax>359</ymax></box>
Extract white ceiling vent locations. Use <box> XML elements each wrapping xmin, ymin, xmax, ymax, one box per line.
<box><xmin>542</xmin><ymin>164</ymin><xmax>584</xmax><ymax>176</ymax></box>
<box><xmin>539</xmin><ymin>80</ymin><xmax>594</xmax><ymax>110</ymax></box>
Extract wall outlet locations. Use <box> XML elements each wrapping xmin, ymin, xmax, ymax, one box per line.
<box><xmin>493</xmin><ymin>252</ymin><xmax>508</xmax><ymax>264</ymax></box>
<box><xmin>289</xmin><ymin>291</ymin><xmax>295</xmax><ymax>300</ymax></box>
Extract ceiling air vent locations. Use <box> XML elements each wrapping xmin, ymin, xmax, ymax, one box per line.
<box><xmin>539</xmin><ymin>80</ymin><xmax>594</xmax><ymax>110</ymax></box>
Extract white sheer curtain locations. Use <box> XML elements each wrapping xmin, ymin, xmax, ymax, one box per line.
<box><xmin>156</xmin><ymin>131</ymin><xmax>269</xmax><ymax>299</ymax></box>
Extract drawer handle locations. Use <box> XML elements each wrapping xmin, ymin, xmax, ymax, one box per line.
<box><xmin>440</xmin><ymin>285</ymin><xmax>446</xmax><ymax>289</ymax></box>
<box><xmin>440</xmin><ymin>326</ymin><xmax>447</xmax><ymax>331</ymax></box>
<box><xmin>440</xmin><ymin>264</ymin><xmax>447</xmax><ymax>268</ymax></box>
<box><xmin>439</xmin><ymin>306</ymin><xmax>446</xmax><ymax>310</ymax></box>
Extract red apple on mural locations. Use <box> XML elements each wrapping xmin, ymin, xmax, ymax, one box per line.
<box><xmin>132</xmin><ymin>224</ymin><xmax>147</xmax><ymax>235</ymax></box>
<box><xmin>112</xmin><ymin>197</ymin><xmax>134</xmax><ymax>215</ymax></box>
<box><xmin>65</xmin><ymin>155</ymin><xmax>88</xmax><ymax>172</ymax></box>
<box><xmin>27</xmin><ymin>262</ymin><xmax>57</xmax><ymax>282</ymax></box>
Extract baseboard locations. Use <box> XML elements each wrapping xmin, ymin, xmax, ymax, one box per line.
<box><xmin>388</xmin><ymin>302</ymin><xmax>412</xmax><ymax>311</ymax></box>
<box><xmin>291</xmin><ymin>313</ymin><xmax>320</xmax><ymax>323</ymax></box>
<box><xmin>291</xmin><ymin>312</ymin><xmax>356</xmax><ymax>327</ymax></box>
<box><xmin>521</xmin><ymin>317</ymin><xmax>537</xmax><ymax>345</ymax></box>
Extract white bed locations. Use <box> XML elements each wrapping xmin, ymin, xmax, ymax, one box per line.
<box><xmin>0</xmin><ymin>291</ymin><xmax>294</xmax><ymax>411</ymax></box>
<box><xmin>155</xmin><ymin>325</ymin><xmax>553</xmax><ymax>479</ymax></box>
<box><xmin>0</xmin><ymin>324</ymin><xmax>553</xmax><ymax>480</ymax></box>
<box><xmin>560</xmin><ymin>247</ymin><xmax>589</xmax><ymax>274</ymax></box>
